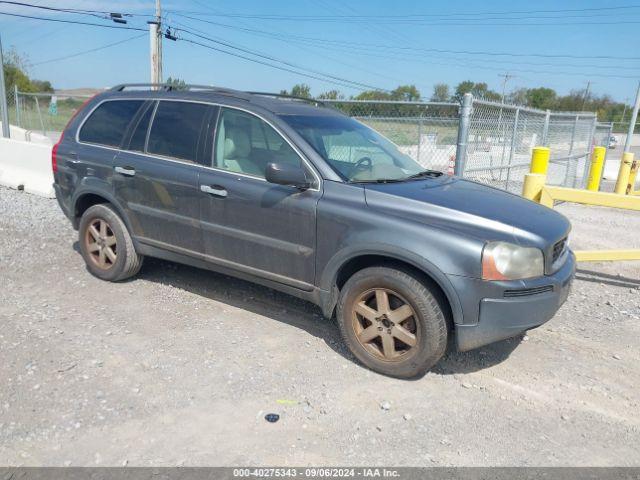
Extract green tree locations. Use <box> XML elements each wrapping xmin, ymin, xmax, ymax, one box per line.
<box><xmin>290</xmin><ymin>83</ymin><xmax>311</xmax><ymax>98</ymax></box>
<box><xmin>507</xmin><ymin>87</ymin><xmax>528</xmax><ymax>106</ymax></box>
<box><xmin>3</xmin><ymin>48</ymin><xmax>54</xmax><ymax>94</ymax></box>
<box><xmin>453</xmin><ymin>81</ymin><xmax>500</xmax><ymax>102</ymax></box>
<box><xmin>317</xmin><ymin>89</ymin><xmax>343</xmax><ymax>100</ymax></box>
<box><xmin>555</xmin><ymin>90</ymin><xmax>585</xmax><ymax>112</ymax></box>
<box><xmin>353</xmin><ymin>89</ymin><xmax>390</xmax><ymax>101</ymax></box>
<box><xmin>390</xmin><ymin>85</ymin><xmax>421</xmax><ymax>102</ymax></box>
<box><xmin>453</xmin><ymin>80</ymin><xmax>474</xmax><ymax>102</ymax></box>
<box><xmin>430</xmin><ymin>83</ymin><xmax>450</xmax><ymax>102</ymax></box>
<box><xmin>31</xmin><ymin>80</ymin><xmax>53</xmax><ymax>93</ymax></box>
<box><xmin>525</xmin><ymin>87</ymin><xmax>557</xmax><ymax>110</ymax></box>
<box><xmin>165</xmin><ymin>76</ymin><xmax>187</xmax><ymax>90</ymax></box>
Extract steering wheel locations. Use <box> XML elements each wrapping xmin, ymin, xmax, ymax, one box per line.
<box><xmin>349</xmin><ymin>156</ymin><xmax>373</xmax><ymax>177</ymax></box>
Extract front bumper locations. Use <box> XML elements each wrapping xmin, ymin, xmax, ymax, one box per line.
<box><xmin>448</xmin><ymin>251</ymin><xmax>576</xmax><ymax>351</ymax></box>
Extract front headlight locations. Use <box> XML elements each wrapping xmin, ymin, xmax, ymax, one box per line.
<box><xmin>482</xmin><ymin>241</ymin><xmax>544</xmax><ymax>280</ymax></box>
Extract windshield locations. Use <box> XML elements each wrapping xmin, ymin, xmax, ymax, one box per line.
<box><xmin>281</xmin><ymin>114</ymin><xmax>434</xmax><ymax>182</ymax></box>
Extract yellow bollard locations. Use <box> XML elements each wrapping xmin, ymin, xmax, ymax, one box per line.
<box><xmin>586</xmin><ymin>146</ymin><xmax>606</xmax><ymax>191</ymax></box>
<box><xmin>522</xmin><ymin>173</ymin><xmax>547</xmax><ymax>202</ymax></box>
<box><xmin>614</xmin><ymin>152</ymin><xmax>634</xmax><ymax>195</ymax></box>
<box><xmin>530</xmin><ymin>146</ymin><xmax>551</xmax><ymax>174</ymax></box>
<box><xmin>627</xmin><ymin>160</ymin><xmax>638</xmax><ymax>194</ymax></box>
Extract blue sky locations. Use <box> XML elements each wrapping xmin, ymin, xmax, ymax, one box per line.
<box><xmin>1</xmin><ymin>0</ymin><xmax>639</xmax><ymax>103</ymax></box>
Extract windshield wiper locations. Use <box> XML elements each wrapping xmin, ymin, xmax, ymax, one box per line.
<box><xmin>349</xmin><ymin>178</ymin><xmax>405</xmax><ymax>184</ymax></box>
<box><xmin>406</xmin><ymin>169</ymin><xmax>444</xmax><ymax>179</ymax></box>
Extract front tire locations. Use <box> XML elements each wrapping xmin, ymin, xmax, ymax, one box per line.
<box><xmin>78</xmin><ymin>204</ymin><xmax>143</xmax><ymax>282</ymax></box>
<box><xmin>337</xmin><ymin>266</ymin><xmax>448</xmax><ymax>379</ymax></box>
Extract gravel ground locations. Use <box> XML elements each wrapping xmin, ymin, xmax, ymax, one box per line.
<box><xmin>1</xmin><ymin>185</ymin><xmax>639</xmax><ymax>467</ymax></box>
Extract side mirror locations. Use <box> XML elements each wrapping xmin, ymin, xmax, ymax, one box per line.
<box><xmin>265</xmin><ymin>162</ymin><xmax>310</xmax><ymax>190</ymax></box>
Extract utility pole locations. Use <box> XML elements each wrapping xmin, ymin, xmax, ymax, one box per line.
<box><xmin>623</xmin><ymin>81</ymin><xmax>640</xmax><ymax>153</ymax></box>
<box><xmin>620</xmin><ymin>98</ymin><xmax>629</xmax><ymax>124</ymax></box>
<box><xmin>0</xmin><ymin>33</ymin><xmax>10</xmax><ymax>138</ymax></box>
<box><xmin>149</xmin><ymin>0</ymin><xmax>163</xmax><ymax>86</ymax></box>
<box><xmin>581</xmin><ymin>81</ymin><xmax>592</xmax><ymax>111</ymax></box>
<box><xmin>499</xmin><ymin>73</ymin><xmax>514</xmax><ymax>104</ymax></box>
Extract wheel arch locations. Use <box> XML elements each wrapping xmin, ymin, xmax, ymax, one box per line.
<box><xmin>71</xmin><ymin>188</ymin><xmax>133</xmax><ymax>235</ymax></box>
<box><xmin>320</xmin><ymin>248</ymin><xmax>463</xmax><ymax>329</ymax></box>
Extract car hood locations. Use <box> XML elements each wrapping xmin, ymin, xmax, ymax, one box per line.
<box><xmin>363</xmin><ymin>176</ymin><xmax>570</xmax><ymax>247</ymax></box>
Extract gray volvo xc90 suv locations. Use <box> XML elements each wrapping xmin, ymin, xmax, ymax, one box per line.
<box><xmin>53</xmin><ymin>84</ymin><xmax>575</xmax><ymax>378</ymax></box>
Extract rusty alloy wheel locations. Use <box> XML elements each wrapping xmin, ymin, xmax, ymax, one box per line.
<box><xmin>351</xmin><ymin>288</ymin><xmax>419</xmax><ymax>361</ymax></box>
<box><xmin>84</xmin><ymin>218</ymin><xmax>117</xmax><ymax>270</ymax></box>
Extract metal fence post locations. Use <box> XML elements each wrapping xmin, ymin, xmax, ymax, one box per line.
<box><xmin>34</xmin><ymin>96</ymin><xmax>46</xmax><ymax>136</ymax></box>
<box><xmin>504</xmin><ymin>107</ymin><xmax>520</xmax><ymax>191</ymax></box>
<box><xmin>564</xmin><ymin>114</ymin><xmax>579</xmax><ymax>186</ymax></box>
<box><xmin>580</xmin><ymin>115</ymin><xmax>598</xmax><ymax>187</ymax></box>
<box><xmin>14</xmin><ymin>85</ymin><xmax>20</xmax><ymax>128</ymax></box>
<box><xmin>600</xmin><ymin>122</ymin><xmax>614</xmax><ymax>186</ymax></box>
<box><xmin>0</xmin><ymin>33</ymin><xmax>10</xmax><ymax>138</ymax></box>
<box><xmin>454</xmin><ymin>93</ymin><xmax>472</xmax><ymax>176</ymax></box>
<box><xmin>417</xmin><ymin>115</ymin><xmax>423</xmax><ymax>164</ymax></box>
<box><xmin>542</xmin><ymin>110</ymin><xmax>551</xmax><ymax>146</ymax></box>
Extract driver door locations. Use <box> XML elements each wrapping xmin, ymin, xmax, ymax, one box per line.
<box><xmin>198</xmin><ymin>107</ymin><xmax>322</xmax><ymax>289</ymax></box>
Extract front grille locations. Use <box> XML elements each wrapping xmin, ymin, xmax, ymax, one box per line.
<box><xmin>552</xmin><ymin>238</ymin><xmax>567</xmax><ymax>264</ymax></box>
<box><xmin>504</xmin><ymin>285</ymin><xmax>554</xmax><ymax>298</ymax></box>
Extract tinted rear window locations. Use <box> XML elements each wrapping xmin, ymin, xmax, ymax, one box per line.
<box><xmin>147</xmin><ymin>101</ymin><xmax>209</xmax><ymax>162</ymax></box>
<box><xmin>79</xmin><ymin>100</ymin><xmax>144</xmax><ymax>147</ymax></box>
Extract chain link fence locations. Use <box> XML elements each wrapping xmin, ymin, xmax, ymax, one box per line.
<box><xmin>328</xmin><ymin>96</ymin><xmax>612</xmax><ymax>194</ymax></box>
<box><xmin>324</xmin><ymin>100</ymin><xmax>460</xmax><ymax>173</ymax></box>
<box><xmin>10</xmin><ymin>89</ymin><xmax>92</xmax><ymax>143</ymax></box>
<box><xmin>459</xmin><ymin>99</ymin><xmax>611</xmax><ymax>193</ymax></box>
<box><xmin>6</xmin><ymin>90</ymin><xmax>614</xmax><ymax>194</ymax></box>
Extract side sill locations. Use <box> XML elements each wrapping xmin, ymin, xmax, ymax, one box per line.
<box><xmin>135</xmin><ymin>238</ymin><xmax>322</xmax><ymax>306</ymax></box>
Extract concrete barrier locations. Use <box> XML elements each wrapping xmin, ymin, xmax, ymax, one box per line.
<box><xmin>0</xmin><ymin>137</ymin><xmax>55</xmax><ymax>198</ymax></box>
<box><xmin>0</xmin><ymin>122</ymin><xmax>54</xmax><ymax>146</ymax></box>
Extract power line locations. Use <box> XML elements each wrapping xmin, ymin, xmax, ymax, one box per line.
<box><xmin>179</xmin><ymin>16</ymin><xmax>640</xmax><ymax>70</ymax></box>
<box><xmin>30</xmin><ymin>33</ymin><xmax>147</xmax><ymax>66</ymax></box>
<box><xmin>0</xmin><ymin>1</ymin><xmax>152</xmax><ymax>19</ymax></box>
<box><xmin>0</xmin><ymin>1</ymin><xmax>116</xmax><ymax>20</ymax></box>
<box><xmin>0</xmin><ymin>11</ymin><xmax>147</xmax><ymax>31</ymax></box>
<box><xmin>177</xmin><ymin>37</ymin><xmax>379</xmax><ymax>92</ymax></box>
<box><xmin>170</xmin><ymin>13</ymin><xmax>640</xmax><ymax>61</ymax></box>
<box><xmin>167</xmin><ymin>13</ymin><xmax>640</xmax><ymax>26</ymax></box>
<box><xmin>170</xmin><ymin>17</ymin><xmax>411</xmax><ymax>88</ymax></box>
<box><xmin>168</xmin><ymin>4</ymin><xmax>640</xmax><ymax>20</ymax></box>
<box><xmin>174</xmin><ymin>27</ymin><xmax>385</xmax><ymax>91</ymax></box>
<box><xmin>177</xmin><ymin>1</ymin><xmax>408</xmax><ymax>91</ymax></box>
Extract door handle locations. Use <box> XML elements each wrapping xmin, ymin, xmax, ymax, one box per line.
<box><xmin>200</xmin><ymin>185</ymin><xmax>228</xmax><ymax>198</ymax></box>
<box><xmin>114</xmin><ymin>166</ymin><xmax>136</xmax><ymax>176</ymax></box>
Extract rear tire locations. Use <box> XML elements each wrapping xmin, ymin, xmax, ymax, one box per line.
<box><xmin>78</xmin><ymin>204</ymin><xmax>143</xmax><ymax>282</ymax></box>
<box><xmin>337</xmin><ymin>266</ymin><xmax>448</xmax><ymax>379</ymax></box>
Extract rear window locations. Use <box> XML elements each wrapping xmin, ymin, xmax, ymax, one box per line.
<box><xmin>147</xmin><ymin>101</ymin><xmax>209</xmax><ymax>163</ymax></box>
<box><xmin>79</xmin><ymin>100</ymin><xmax>144</xmax><ymax>147</ymax></box>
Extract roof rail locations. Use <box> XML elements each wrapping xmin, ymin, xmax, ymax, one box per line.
<box><xmin>111</xmin><ymin>83</ymin><xmax>174</xmax><ymax>92</ymax></box>
<box><xmin>108</xmin><ymin>85</ymin><xmax>328</xmax><ymax>106</ymax></box>
<box><xmin>109</xmin><ymin>83</ymin><xmax>242</xmax><ymax>94</ymax></box>
<box><xmin>247</xmin><ymin>92</ymin><xmax>327</xmax><ymax>107</ymax></box>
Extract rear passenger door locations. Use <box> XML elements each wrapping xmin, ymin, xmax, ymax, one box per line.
<box><xmin>74</xmin><ymin>99</ymin><xmax>145</xmax><ymax>200</ymax></box>
<box><xmin>198</xmin><ymin>107</ymin><xmax>321</xmax><ymax>289</ymax></box>
<box><xmin>113</xmin><ymin>100</ymin><xmax>216</xmax><ymax>254</ymax></box>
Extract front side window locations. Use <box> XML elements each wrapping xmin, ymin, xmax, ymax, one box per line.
<box><xmin>79</xmin><ymin>100</ymin><xmax>144</xmax><ymax>147</ymax></box>
<box><xmin>281</xmin><ymin>114</ymin><xmax>426</xmax><ymax>182</ymax></box>
<box><xmin>147</xmin><ymin>101</ymin><xmax>209</xmax><ymax>163</ymax></box>
<box><xmin>214</xmin><ymin>108</ymin><xmax>303</xmax><ymax>178</ymax></box>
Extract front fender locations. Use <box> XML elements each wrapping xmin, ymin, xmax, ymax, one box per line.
<box><xmin>319</xmin><ymin>243</ymin><xmax>464</xmax><ymax>327</ymax></box>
